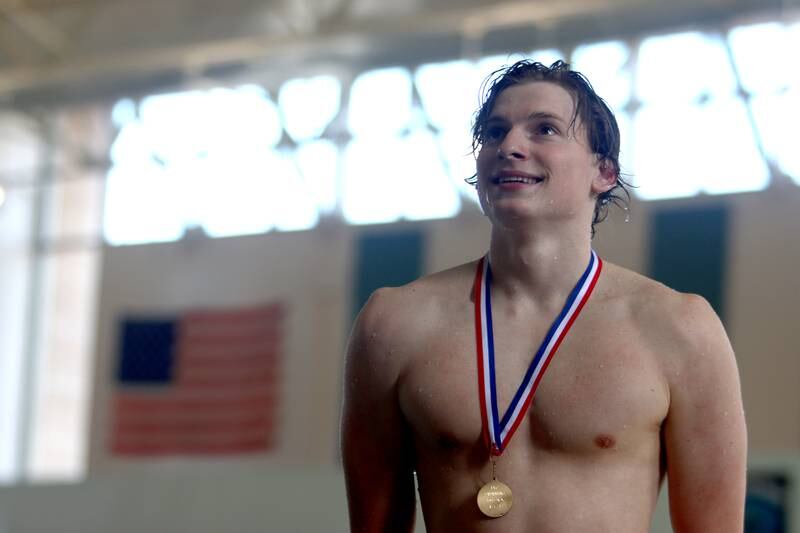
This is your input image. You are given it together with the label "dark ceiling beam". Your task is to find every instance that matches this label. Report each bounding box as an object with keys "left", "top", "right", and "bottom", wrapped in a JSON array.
[
  {"left": 0, "top": 0, "right": 659, "bottom": 95},
  {"left": 0, "top": 0, "right": 789, "bottom": 109},
  {"left": 0, "top": 2, "right": 69, "bottom": 57}
]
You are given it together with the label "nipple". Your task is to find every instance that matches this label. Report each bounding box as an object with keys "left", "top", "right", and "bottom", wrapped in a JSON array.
[{"left": 594, "top": 434, "right": 616, "bottom": 449}]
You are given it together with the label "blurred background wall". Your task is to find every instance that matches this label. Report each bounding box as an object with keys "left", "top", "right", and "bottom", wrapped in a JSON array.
[{"left": 0, "top": 0, "right": 799, "bottom": 531}]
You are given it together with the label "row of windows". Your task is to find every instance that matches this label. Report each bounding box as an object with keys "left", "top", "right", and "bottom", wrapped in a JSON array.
[{"left": 106, "top": 20, "right": 800, "bottom": 245}]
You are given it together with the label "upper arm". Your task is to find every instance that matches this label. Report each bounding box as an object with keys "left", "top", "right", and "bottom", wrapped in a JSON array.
[
  {"left": 340, "top": 290, "right": 416, "bottom": 533},
  {"left": 663, "top": 295, "right": 748, "bottom": 533}
]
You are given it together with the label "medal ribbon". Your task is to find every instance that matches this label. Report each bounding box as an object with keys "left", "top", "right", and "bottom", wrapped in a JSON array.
[{"left": 474, "top": 250, "right": 602, "bottom": 455}]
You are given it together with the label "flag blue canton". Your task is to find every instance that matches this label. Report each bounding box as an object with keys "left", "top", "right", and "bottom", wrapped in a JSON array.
[{"left": 117, "top": 319, "right": 176, "bottom": 384}]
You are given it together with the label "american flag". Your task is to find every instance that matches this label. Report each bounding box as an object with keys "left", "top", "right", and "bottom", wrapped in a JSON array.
[{"left": 110, "top": 303, "right": 283, "bottom": 456}]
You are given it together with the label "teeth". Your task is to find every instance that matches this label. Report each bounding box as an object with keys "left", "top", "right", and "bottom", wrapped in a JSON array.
[{"left": 498, "top": 176, "right": 538, "bottom": 184}]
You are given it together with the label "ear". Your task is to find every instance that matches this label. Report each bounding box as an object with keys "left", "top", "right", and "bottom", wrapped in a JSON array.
[{"left": 591, "top": 158, "right": 617, "bottom": 196}]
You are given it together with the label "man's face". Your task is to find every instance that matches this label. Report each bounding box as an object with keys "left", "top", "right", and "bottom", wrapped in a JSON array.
[{"left": 475, "top": 81, "right": 613, "bottom": 229}]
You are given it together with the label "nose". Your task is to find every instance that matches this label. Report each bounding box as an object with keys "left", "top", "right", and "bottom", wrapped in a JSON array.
[{"left": 496, "top": 128, "right": 528, "bottom": 160}]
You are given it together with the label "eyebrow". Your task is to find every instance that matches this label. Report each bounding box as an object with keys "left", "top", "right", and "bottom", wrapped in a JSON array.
[
  {"left": 527, "top": 111, "right": 565, "bottom": 123},
  {"left": 486, "top": 111, "right": 566, "bottom": 124}
]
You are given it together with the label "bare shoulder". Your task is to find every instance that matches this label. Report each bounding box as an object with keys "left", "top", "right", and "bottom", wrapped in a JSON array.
[
  {"left": 356, "top": 260, "right": 478, "bottom": 334},
  {"left": 599, "top": 261, "right": 735, "bottom": 376},
  {"left": 341, "top": 260, "right": 485, "bottom": 531},
  {"left": 600, "top": 268, "right": 748, "bottom": 533},
  {"left": 347, "top": 260, "right": 480, "bottom": 379}
]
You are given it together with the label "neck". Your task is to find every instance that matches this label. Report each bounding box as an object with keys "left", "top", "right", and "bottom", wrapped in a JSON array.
[{"left": 487, "top": 223, "right": 593, "bottom": 306}]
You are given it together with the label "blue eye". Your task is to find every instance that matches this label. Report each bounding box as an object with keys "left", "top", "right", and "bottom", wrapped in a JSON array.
[
  {"left": 484, "top": 126, "right": 506, "bottom": 142},
  {"left": 538, "top": 124, "right": 557, "bottom": 135}
]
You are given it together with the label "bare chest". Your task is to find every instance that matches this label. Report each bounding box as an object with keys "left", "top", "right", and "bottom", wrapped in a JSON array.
[{"left": 398, "top": 308, "right": 670, "bottom": 457}]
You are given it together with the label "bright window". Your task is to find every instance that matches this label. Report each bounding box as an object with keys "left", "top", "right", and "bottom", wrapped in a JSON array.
[
  {"left": 630, "top": 30, "right": 774, "bottom": 199},
  {"left": 279, "top": 75, "right": 341, "bottom": 142},
  {"left": 341, "top": 130, "right": 460, "bottom": 225},
  {"left": 634, "top": 103, "right": 701, "bottom": 199},
  {"left": 699, "top": 97, "right": 769, "bottom": 194},
  {"left": 111, "top": 98, "right": 137, "bottom": 128},
  {"left": 103, "top": 160, "right": 185, "bottom": 245},
  {"left": 751, "top": 89, "right": 800, "bottom": 184},
  {"left": 436, "top": 128, "right": 479, "bottom": 203},
  {"left": 342, "top": 136, "right": 406, "bottom": 224},
  {"left": 415, "top": 60, "right": 478, "bottom": 133},
  {"left": 1, "top": 108, "right": 103, "bottom": 484},
  {"left": 190, "top": 150, "right": 274, "bottom": 238},
  {"left": 0, "top": 184, "right": 33, "bottom": 483},
  {"left": 571, "top": 41, "right": 631, "bottom": 112},
  {"left": 400, "top": 130, "right": 460, "bottom": 221},
  {"left": 616, "top": 111, "right": 634, "bottom": 179},
  {"left": 633, "top": 97, "right": 767, "bottom": 199},
  {"left": 728, "top": 23, "right": 790, "bottom": 94},
  {"left": 0, "top": 112, "right": 41, "bottom": 180},
  {"left": 268, "top": 150, "right": 320, "bottom": 232},
  {"left": 294, "top": 140, "right": 340, "bottom": 215},
  {"left": 636, "top": 32, "right": 737, "bottom": 103},
  {"left": 729, "top": 21, "right": 800, "bottom": 184},
  {"left": 348, "top": 67, "right": 412, "bottom": 137},
  {"left": 106, "top": 86, "right": 306, "bottom": 244}
]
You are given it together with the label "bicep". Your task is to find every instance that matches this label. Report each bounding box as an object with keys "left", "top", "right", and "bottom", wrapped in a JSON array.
[
  {"left": 664, "top": 296, "right": 747, "bottom": 533},
  {"left": 340, "top": 294, "right": 416, "bottom": 533}
]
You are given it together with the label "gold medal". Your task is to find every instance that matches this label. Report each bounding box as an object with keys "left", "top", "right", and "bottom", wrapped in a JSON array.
[
  {"left": 477, "top": 457, "right": 512, "bottom": 518},
  {"left": 477, "top": 479, "right": 513, "bottom": 518}
]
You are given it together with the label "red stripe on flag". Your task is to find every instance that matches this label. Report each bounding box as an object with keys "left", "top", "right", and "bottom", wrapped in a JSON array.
[
  {"left": 177, "top": 343, "right": 279, "bottom": 367},
  {"left": 178, "top": 375, "right": 278, "bottom": 390},
  {"left": 112, "top": 435, "right": 275, "bottom": 456},
  {"left": 114, "top": 390, "right": 277, "bottom": 414},
  {"left": 113, "top": 414, "right": 274, "bottom": 435}
]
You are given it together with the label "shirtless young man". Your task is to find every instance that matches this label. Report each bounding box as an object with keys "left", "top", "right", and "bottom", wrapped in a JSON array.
[{"left": 340, "top": 60, "right": 747, "bottom": 532}]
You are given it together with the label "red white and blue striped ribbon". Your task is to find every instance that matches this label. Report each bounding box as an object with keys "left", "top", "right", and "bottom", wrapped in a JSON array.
[{"left": 474, "top": 250, "right": 602, "bottom": 455}]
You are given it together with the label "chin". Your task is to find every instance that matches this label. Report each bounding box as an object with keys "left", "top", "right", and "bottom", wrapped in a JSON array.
[
  {"left": 488, "top": 208, "right": 540, "bottom": 228},
  {"left": 487, "top": 198, "right": 544, "bottom": 218}
]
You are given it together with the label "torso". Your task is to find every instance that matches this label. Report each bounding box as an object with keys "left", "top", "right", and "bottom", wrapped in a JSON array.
[{"left": 384, "top": 259, "right": 675, "bottom": 532}]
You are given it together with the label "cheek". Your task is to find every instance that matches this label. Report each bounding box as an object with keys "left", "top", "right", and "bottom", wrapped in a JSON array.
[
  {"left": 475, "top": 150, "right": 494, "bottom": 192},
  {"left": 476, "top": 181, "right": 491, "bottom": 213},
  {"left": 553, "top": 152, "right": 597, "bottom": 182},
  {"left": 476, "top": 147, "right": 492, "bottom": 173}
]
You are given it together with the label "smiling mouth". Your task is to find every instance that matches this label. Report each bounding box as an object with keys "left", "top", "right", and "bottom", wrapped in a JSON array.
[{"left": 491, "top": 175, "right": 544, "bottom": 185}]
